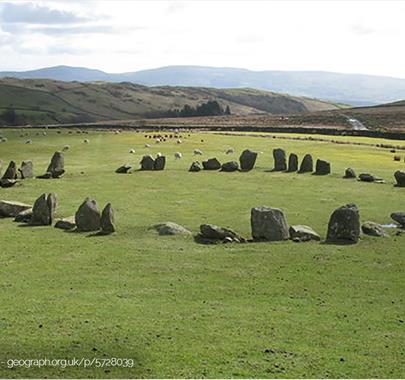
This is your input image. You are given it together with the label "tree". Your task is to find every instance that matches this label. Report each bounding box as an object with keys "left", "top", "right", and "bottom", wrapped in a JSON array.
[{"left": 1, "top": 108, "right": 17, "bottom": 125}]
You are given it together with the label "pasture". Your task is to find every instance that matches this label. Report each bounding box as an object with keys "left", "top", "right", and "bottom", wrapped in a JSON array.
[{"left": 0, "top": 128, "right": 404, "bottom": 378}]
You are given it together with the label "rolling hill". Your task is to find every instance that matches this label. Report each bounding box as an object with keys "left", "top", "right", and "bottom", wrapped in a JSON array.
[
  {"left": 2, "top": 65, "right": 405, "bottom": 106},
  {"left": 0, "top": 77, "right": 341, "bottom": 126}
]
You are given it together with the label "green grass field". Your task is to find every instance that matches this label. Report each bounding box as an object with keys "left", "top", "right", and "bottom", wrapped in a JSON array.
[{"left": 0, "top": 129, "right": 404, "bottom": 378}]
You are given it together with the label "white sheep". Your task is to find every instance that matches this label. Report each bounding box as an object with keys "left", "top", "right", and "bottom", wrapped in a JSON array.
[
  {"left": 194, "top": 149, "right": 203, "bottom": 155},
  {"left": 155, "top": 138, "right": 161, "bottom": 143},
  {"left": 84, "top": 139, "right": 90, "bottom": 144},
  {"left": 226, "top": 148, "right": 234, "bottom": 154},
  {"left": 177, "top": 139, "right": 182, "bottom": 144},
  {"left": 174, "top": 152, "right": 182, "bottom": 159},
  {"left": 129, "top": 149, "right": 135, "bottom": 154},
  {"left": 145, "top": 143, "right": 151, "bottom": 148},
  {"left": 25, "top": 139, "right": 32, "bottom": 144},
  {"left": 156, "top": 152, "right": 163, "bottom": 157}
]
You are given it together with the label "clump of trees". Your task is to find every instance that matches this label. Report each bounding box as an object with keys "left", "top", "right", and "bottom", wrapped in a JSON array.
[
  {"left": 0, "top": 108, "right": 17, "bottom": 125},
  {"left": 168, "top": 100, "right": 231, "bottom": 118}
]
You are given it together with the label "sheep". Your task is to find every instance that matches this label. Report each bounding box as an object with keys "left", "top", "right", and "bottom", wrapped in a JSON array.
[
  {"left": 177, "top": 139, "right": 182, "bottom": 144},
  {"left": 42, "top": 131, "right": 47, "bottom": 136},
  {"left": 226, "top": 148, "right": 234, "bottom": 155},
  {"left": 129, "top": 149, "right": 135, "bottom": 154},
  {"left": 25, "top": 139, "right": 32, "bottom": 144},
  {"left": 155, "top": 138, "right": 161, "bottom": 143},
  {"left": 156, "top": 152, "right": 163, "bottom": 157},
  {"left": 145, "top": 143, "right": 151, "bottom": 148},
  {"left": 174, "top": 152, "right": 183, "bottom": 159},
  {"left": 194, "top": 149, "right": 203, "bottom": 155},
  {"left": 84, "top": 139, "right": 90, "bottom": 144},
  {"left": 62, "top": 145, "right": 70, "bottom": 151}
]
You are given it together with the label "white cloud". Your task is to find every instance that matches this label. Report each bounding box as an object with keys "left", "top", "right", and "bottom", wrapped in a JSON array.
[{"left": 0, "top": 0, "right": 405, "bottom": 78}]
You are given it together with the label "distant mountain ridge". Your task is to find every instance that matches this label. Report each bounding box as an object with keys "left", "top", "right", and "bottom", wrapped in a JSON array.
[{"left": 2, "top": 65, "right": 405, "bottom": 106}]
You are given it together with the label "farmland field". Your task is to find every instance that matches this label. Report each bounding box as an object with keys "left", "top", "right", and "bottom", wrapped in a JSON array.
[{"left": 0, "top": 128, "right": 404, "bottom": 378}]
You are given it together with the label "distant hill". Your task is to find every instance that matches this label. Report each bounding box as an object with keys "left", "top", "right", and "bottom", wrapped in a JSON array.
[
  {"left": 2, "top": 65, "right": 405, "bottom": 106},
  {"left": 0, "top": 77, "right": 340, "bottom": 126}
]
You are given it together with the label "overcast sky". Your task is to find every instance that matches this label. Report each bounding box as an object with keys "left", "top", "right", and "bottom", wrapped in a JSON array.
[{"left": 0, "top": 0, "right": 404, "bottom": 77}]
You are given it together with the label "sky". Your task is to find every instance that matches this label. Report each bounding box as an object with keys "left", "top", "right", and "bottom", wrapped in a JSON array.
[{"left": 0, "top": 0, "right": 405, "bottom": 78}]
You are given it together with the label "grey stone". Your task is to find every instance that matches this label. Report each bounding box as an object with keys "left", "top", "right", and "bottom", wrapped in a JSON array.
[
  {"left": 326, "top": 204, "right": 360, "bottom": 244},
  {"left": 273, "top": 148, "right": 287, "bottom": 171},
  {"left": 314, "top": 159, "right": 331, "bottom": 175},
  {"left": 154, "top": 156, "right": 166, "bottom": 171},
  {"left": 0, "top": 200, "right": 32, "bottom": 217},
  {"left": 153, "top": 222, "right": 191, "bottom": 235},
  {"left": 202, "top": 158, "right": 221, "bottom": 170},
  {"left": 46, "top": 151, "right": 65, "bottom": 178},
  {"left": 100, "top": 203, "right": 115, "bottom": 234},
  {"left": 287, "top": 153, "right": 298, "bottom": 172},
  {"left": 30, "top": 193, "right": 57, "bottom": 225},
  {"left": 14, "top": 208, "right": 32, "bottom": 223},
  {"left": 19, "top": 160, "right": 34, "bottom": 179},
  {"left": 199, "top": 224, "right": 245, "bottom": 242},
  {"left": 394, "top": 170, "right": 405, "bottom": 187},
  {"left": 1, "top": 161, "right": 17, "bottom": 180},
  {"left": 391, "top": 212, "right": 405, "bottom": 227},
  {"left": 239, "top": 149, "right": 257, "bottom": 171},
  {"left": 251, "top": 206, "right": 290, "bottom": 241},
  {"left": 0, "top": 179, "right": 18, "bottom": 188},
  {"left": 221, "top": 161, "right": 239, "bottom": 172},
  {"left": 54, "top": 216, "right": 76, "bottom": 230},
  {"left": 344, "top": 168, "right": 356, "bottom": 179},
  {"left": 140, "top": 155, "right": 155, "bottom": 170},
  {"left": 189, "top": 161, "right": 202, "bottom": 172},
  {"left": 115, "top": 164, "right": 132, "bottom": 174},
  {"left": 75, "top": 198, "right": 101, "bottom": 232},
  {"left": 361, "top": 222, "right": 389, "bottom": 237},
  {"left": 298, "top": 154, "right": 313, "bottom": 173},
  {"left": 358, "top": 173, "right": 383, "bottom": 183},
  {"left": 289, "top": 225, "right": 321, "bottom": 241}
]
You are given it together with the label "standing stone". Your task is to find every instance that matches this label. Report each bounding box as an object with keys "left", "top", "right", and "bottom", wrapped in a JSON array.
[
  {"left": 298, "top": 154, "right": 313, "bottom": 173},
  {"left": 344, "top": 168, "right": 356, "bottom": 179},
  {"left": 75, "top": 198, "right": 101, "bottom": 232},
  {"left": 394, "top": 170, "right": 405, "bottom": 187},
  {"left": 239, "top": 149, "right": 258, "bottom": 171},
  {"left": 251, "top": 206, "right": 290, "bottom": 241},
  {"left": 326, "top": 204, "right": 360, "bottom": 244},
  {"left": 46, "top": 151, "right": 65, "bottom": 178},
  {"left": 314, "top": 159, "right": 331, "bottom": 175},
  {"left": 287, "top": 153, "right": 298, "bottom": 172},
  {"left": 221, "top": 161, "right": 239, "bottom": 172},
  {"left": 1, "top": 161, "right": 17, "bottom": 180},
  {"left": 189, "top": 161, "right": 202, "bottom": 172},
  {"left": 19, "top": 160, "right": 34, "bottom": 179},
  {"left": 100, "top": 203, "right": 115, "bottom": 234},
  {"left": 202, "top": 158, "right": 221, "bottom": 170},
  {"left": 273, "top": 148, "right": 287, "bottom": 171},
  {"left": 140, "top": 155, "right": 155, "bottom": 170},
  {"left": 154, "top": 155, "right": 166, "bottom": 171},
  {"left": 30, "top": 193, "right": 57, "bottom": 225}
]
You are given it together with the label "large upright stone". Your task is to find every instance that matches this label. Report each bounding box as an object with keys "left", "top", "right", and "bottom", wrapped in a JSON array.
[
  {"left": 273, "top": 148, "right": 287, "bottom": 171},
  {"left": 30, "top": 193, "right": 57, "bottom": 225},
  {"left": 298, "top": 154, "right": 313, "bottom": 173},
  {"left": 287, "top": 153, "right": 298, "bottom": 172},
  {"left": 100, "top": 203, "right": 115, "bottom": 234},
  {"left": 326, "top": 204, "right": 360, "bottom": 244},
  {"left": 75, "top": 198, "right": 101, "bottom": 232},
  {"left": 19, "top": 160, "right": 34, "bottom": 179},
  {"left": 46, "top": 151, "right": 65, "bottom": 178},
  {"left": 394, "top": 170, "right": 405, "bottom": 187},
  {"left": 314, "top": 159, "right": 331, "bottom": 175},
  {"left": 239, "top": 149, "right": 258, "bottom": 171},
  {"left": 251, "top": 206, "right": 290, "bottom": 241},
  {"left": 140, "top": 155, "right": 155, "bottom": 171},
  {"left": 1, "top": 161, "right": 17, "bottom": 180},
  {"left": 154, "top": 156, "right": 166, "bottom": 171},
  {"left": 202, "top": 158, "right": 221, "bottom": 170}
]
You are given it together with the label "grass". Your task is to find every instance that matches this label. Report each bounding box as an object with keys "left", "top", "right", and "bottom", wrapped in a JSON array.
[{"left": 0, "top": 129, "right": 404, "bottom": 378}]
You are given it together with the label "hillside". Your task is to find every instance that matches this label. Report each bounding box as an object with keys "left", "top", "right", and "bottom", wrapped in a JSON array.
[
  {"left": 0, "top": 77, "right": 341, "bottom": 126},
  {"left": 3, "top": 65, "right": 405, "bottom": 105}
]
